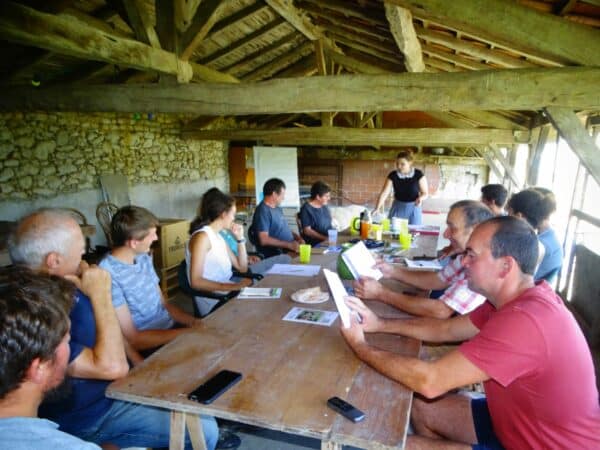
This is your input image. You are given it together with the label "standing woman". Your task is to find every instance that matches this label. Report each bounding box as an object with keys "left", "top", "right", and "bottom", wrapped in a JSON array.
[
  {"left": 186, "top": 188, "right": 252, "bottom": 316},
  {"left": 374, "top": 150, "right": 428, "bottom": 224}
]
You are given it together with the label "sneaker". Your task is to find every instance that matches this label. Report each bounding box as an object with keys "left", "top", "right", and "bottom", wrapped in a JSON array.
[{"left": 216, "top": 430, "right": 241, "bottom": 449}]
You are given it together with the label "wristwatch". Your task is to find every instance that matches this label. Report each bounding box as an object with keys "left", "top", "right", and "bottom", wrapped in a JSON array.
[{"left": 236, "top": 238, "right": 246, "bottom": 244}]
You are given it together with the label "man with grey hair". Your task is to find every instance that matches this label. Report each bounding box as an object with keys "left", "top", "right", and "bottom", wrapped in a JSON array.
[
  {"left": 354, "top": 200, "right": 493, "bottom": 318},
  {"left": 8, "top": 208, "right": 220, "bottom": 450}
]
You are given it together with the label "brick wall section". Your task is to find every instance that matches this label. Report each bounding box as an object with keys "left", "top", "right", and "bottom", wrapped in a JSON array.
[{"left": 340, "top": 160, "right": 441, "bottom": 208}]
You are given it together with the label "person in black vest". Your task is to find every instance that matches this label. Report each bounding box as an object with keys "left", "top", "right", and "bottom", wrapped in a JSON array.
[{"left": 373, "top": 150, "right": 429, "bottom": 225}]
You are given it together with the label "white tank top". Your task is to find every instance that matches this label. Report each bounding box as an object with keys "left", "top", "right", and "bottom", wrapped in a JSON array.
[{"left": 186, "top": 225, "right": 233, "bottom": 283}]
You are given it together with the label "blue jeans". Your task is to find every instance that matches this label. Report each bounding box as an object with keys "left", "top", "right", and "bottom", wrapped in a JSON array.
[
  {"left": 471, "top": 398, "right": 504, "bottom": 450},
  {"left": 76, "top": 399, "right": 218, "bottom": 450}
]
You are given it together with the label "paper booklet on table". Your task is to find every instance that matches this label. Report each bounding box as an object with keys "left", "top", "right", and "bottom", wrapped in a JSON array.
[
  {"left": 237, "top": 287, "right": 282, "bottom": 299},
  {"left": 323, "top": 269, "right": 352, "bottom": 328},
  {"left": 341, "top": 241, "right": 383, "bottom": 280}
]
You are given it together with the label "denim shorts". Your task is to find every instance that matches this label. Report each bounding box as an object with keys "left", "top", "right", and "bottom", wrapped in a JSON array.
[{"left": 472, "top": 398, "right": 505, "bottom": 450}]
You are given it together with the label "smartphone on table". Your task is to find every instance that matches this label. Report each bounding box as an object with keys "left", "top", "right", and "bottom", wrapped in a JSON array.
[{"left": 188, "top": 370, "right": 243, "bottom": 404}]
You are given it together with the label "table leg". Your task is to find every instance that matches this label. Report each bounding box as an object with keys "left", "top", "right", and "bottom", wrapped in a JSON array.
[
  {"left": 185, "top": 413, "right": 208, "bottom": 450},
  {"left": 170, "top": 411, "right": 186, "bottom": 450},
  {"left": 321, "top": 441, "right": 342, "bottom": 450}
]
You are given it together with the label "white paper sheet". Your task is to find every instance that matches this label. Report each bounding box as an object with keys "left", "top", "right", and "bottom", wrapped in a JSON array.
[
  {"left": 237, "top": 287, "right": 282, "bottom": 299},
  {"left": 323, "top": 269, "right": 352, "bottom": 328},
  {"left": 265, "top": 264, "right": 321, "bottom": 277}
]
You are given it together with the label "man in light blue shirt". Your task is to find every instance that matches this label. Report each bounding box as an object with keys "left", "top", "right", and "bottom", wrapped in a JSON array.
[{"left": 0, "top": 270, "right": 100, "bottom": 450}]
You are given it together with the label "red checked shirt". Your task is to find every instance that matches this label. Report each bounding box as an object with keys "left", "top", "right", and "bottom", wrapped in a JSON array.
[{"left": 436, "top": 254, "right": 485, "bottom": 314}]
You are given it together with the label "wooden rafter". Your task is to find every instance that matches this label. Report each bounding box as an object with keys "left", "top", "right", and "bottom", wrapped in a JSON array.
[
  {"left": 415, "top": 25, "right": 537, "bottom": 68},
  {"left": 121, "top": 0, "right": 161, "bottom": 48},
  {"left": 325, "top": 48, "right": 395, "bottom": 74},
  {"left": 181, "top": 0, "right": 231, "bottom": 60},
  {"left": 198, "top": 17, "right": 287, "bottom": 65},
  {"left": 421, "top": 43, "right": 493, "bottom": 71},
  {"left": 0, "top": 1, "right": 193, "bottom": 82},
  {"left": 272, "top": 54, "right": 317, "bottom": 78},
  {"left": 182, "top": 127, "right": 530, "bottom": 146},
  {"left": 384, "top": 3, "right": 425, "bottom": 72},
  {"left": 221, "top": 32, "right": 301, "bottom": 74},
  {"left": 2, "top": 67, "right": 597, "bottom": 114},
  {"left": 545, "top": 107, "right": 600, "bottom": 187},
  {"left": 242, "top": 41, "right": 312, "bottom": 81},
  {"left": 387, "top": 0, "right": 600, "bottom": 66},
  {"left": 211, "top": 2, "right": 270, "bottom": 35},
  {"left": 174, "top": 0, "right": 201, "bottom": 32}
]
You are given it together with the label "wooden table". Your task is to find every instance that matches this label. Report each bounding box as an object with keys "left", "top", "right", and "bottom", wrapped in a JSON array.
[{"left": 107, "top": 253, "right": 420, "bottom": 450}]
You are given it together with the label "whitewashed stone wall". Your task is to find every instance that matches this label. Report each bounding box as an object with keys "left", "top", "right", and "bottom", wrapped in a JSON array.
[{"left": 0, "top": 112, "right": 229, "bottom": 247}]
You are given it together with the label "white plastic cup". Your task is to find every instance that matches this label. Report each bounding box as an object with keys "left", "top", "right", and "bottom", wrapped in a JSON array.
[{"left": 327, "top": 229, "right": 338, "bottom": 246}]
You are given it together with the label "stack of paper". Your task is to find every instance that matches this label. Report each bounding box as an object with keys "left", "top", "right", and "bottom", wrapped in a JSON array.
[
  {"left": 237, "top": 287, "right": 282, "bottom": 299},
  {"left": 265, "top": 264, "right": 321, "bottom": 277},
  {"left": 341, "top": 241, "right": 383, "bottom": 280}
]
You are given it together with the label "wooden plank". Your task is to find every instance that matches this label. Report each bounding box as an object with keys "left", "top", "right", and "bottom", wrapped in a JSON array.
[
  {"left": 384, "top": 3, "right": 425, "bottom": 72},
  {"left": 545, "top": 107, "right": 600, "bottom": 187},
  {"left": 170, "top": 411, "right": 186, "bottom": 450},
  {"left": 415, "top": 25, "right": 536, "bottom": 69},
  {"left": 241, "top": 41, "right": 313, "bottom": 82},
  {"left": 174, "top": 0, "right": 202, "bottom": 32},
  {"left": 421, "top": 43, "right": 493, "bottom": 71},
  {"left": 181, "top": 0, "right": 231, "bottom": 60},
  {"left": 211, "top": 2, "right": 270, "bottom": 35},
  {"left": 2, "top": 67, "right": 598, "bottom": 114},
  {"left": 0, "top": 1, "right": 193, "bottom": 82},
  {"left": 186, "top": 413, "right": 208, "bottom": 450},
  {"left": 387, "top": 0, "right": 600, "bottom": 66},
  {"left": 454, "top": 110, "right": 527, "bottom": 130},
  {"left": 527, "top": 125, "right": 549, "bottom": 185},
  {"left": 198, "top": 17, "right": 287, "bottom": 65},
  {"left": 479, "top": 148, "right": 504, "bottom": 180},
  {"left": 183, "top": 127, "right": 529, "bottom": 146},
  {"left": 325, "top": 48, "right": 395, "bottom": 74},
  {"left": 488, "top": 145, "right": 522, "bottom": 188},
  {"left": 122, "top": 0, "right": 161, "bottom": 48},
  {"left": 314, "top": 39, "right": 333, "bottom": 127}
]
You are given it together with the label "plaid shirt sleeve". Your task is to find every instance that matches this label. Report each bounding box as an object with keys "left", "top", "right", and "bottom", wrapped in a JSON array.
[{"left": 437, "top": 254, "right": 486, "bottom": 314}]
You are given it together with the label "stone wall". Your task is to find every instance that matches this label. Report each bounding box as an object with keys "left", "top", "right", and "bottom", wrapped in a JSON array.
[{"left": 0, "top": 112, "right": 229, "bottom": 247}]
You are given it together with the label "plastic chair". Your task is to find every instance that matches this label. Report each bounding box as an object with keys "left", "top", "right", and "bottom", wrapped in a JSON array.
[{"left": 177, "top": 260, "right": 263, "bottom": 317}]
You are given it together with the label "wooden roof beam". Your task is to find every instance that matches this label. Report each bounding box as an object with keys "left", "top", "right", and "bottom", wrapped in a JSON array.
[
  {"left": 324, "top": 47, "right": 396, "bottom": 74},
  {"left": 121, "top": 0, "right": 161, "bottom": 48},
  {"left": 2, "top": 67, "right": 597, "bottom": 114},
  {"left": 182, "top": 127, "right": 530, "bottom": 146},
  {"left": 181, "top": 0, "right": 231, "bottom": 60},
  {"left": 210, "top": 2, "right": 270, "bottom": 35},
  {"left": 421, "top": 43, "right": 493, "bottom": 71},
  {"left": 198, "top": 17, "right": 287, "bottom": 65},
  {"left": 415, "top": 25, "right": 537, "bottom": 68},
  {"left": 221, "top": 32, "right": 300, "bottom": 74},
  {"left": 0, "top": 1, "right": 193, "bottom": 82},
  {"left": 387, "top": 0, "right": 600, "bottom": 66},
  {"left": 545, "top": 107, "right": 600, "bottom": 187},
  {"left": 384, "top": 3, "right": 425, "bottom": 72},
  {"left": 328, "top": 32, "right": 402, "bottom": 65},
  {"left": 299, "top": 0, "right": 386, "bottom": 24},
  {"left": 242, "top": 41, "right": 313, "bottom": 81}
]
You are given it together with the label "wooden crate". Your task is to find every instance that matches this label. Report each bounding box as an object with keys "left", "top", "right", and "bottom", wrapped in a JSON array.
[{"left": 158, "top": 264, "right": 180, "bottom": 302}]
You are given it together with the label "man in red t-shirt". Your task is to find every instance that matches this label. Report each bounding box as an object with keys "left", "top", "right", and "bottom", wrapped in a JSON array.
[{"left": 340, "top": 216, "right": 600, "bottom": 449}]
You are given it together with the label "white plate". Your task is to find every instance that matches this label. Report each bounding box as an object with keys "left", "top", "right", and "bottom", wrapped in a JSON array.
[{"left": 290, "top": 289, "right": 330, "bottom": 304}]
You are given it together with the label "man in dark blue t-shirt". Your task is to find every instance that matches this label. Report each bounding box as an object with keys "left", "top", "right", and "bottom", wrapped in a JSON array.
[
  {"left": 251, "top": 178, "right": 304, "bottom": 257},
  {"left": 8, "top": 209, "right": 223, "bottom": 450}
]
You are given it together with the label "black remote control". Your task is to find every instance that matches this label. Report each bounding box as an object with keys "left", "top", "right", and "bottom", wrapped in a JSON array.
[{"left": 327, "top": 396, "right": 365, "bottom": 423}]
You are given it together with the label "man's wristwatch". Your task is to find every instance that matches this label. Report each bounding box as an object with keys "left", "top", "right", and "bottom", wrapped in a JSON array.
[{"left": 236, "top": 238, "right": 246, "bottom": 244}]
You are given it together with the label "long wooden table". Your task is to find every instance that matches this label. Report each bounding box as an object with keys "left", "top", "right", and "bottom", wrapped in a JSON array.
[{"left": 107, "top": 252, "right": 421, "bottom": 450}]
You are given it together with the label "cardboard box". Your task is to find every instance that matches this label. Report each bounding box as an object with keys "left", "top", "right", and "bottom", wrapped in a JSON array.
[{"left": 152, "top": 219, "right": 190, "bottom": 270}]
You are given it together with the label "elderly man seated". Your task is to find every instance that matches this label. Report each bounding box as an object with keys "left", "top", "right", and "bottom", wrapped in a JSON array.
[
  {"left": 354, "top": 200, "right": 493, "bottom": 318},
  {"left": 341, "top": 216, "right": 600, "bottom": 449}
]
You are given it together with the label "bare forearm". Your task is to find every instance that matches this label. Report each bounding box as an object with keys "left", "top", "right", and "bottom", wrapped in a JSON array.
[
  {"left": 381, "top": 290, "right": 453, "bottom": 319},
  {"left": 164, "top": 302, "right": 196, "bottom": 327},
  {"left": 259, "top": 235, "right": 295, "bottom": 250},
  {"left": 391, "top": 268, "right": 446, "bottom": 290},
  {"left": 303, "top": 227, "right": 326, "bottom": 242},
  {"left": 88, "top": 293, "right": 128, "bottom": 367},
  {"left": 129, "top": 328, "right": 188, "bottom": 350},
  {"left": 378, "top": 316, "right": 455, "bottom": 342},
  {"left": 350, "top": 341, "right": 435, "bottom": 396},
  {"left": 191, "top": 277, "right": 245, "bottom": 292}
]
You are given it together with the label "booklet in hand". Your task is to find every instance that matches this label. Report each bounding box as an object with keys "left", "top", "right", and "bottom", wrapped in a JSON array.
[
  {"left": 323, "top": 269, "right": 352, "bottom": 328},
  {"left": 341, "top": 241, "right": 383, "bottom": 281}
]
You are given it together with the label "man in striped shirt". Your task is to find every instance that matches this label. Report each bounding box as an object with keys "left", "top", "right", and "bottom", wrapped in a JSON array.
[{"left": 354, "top": 200, "right": 493, "bottom": 318}]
